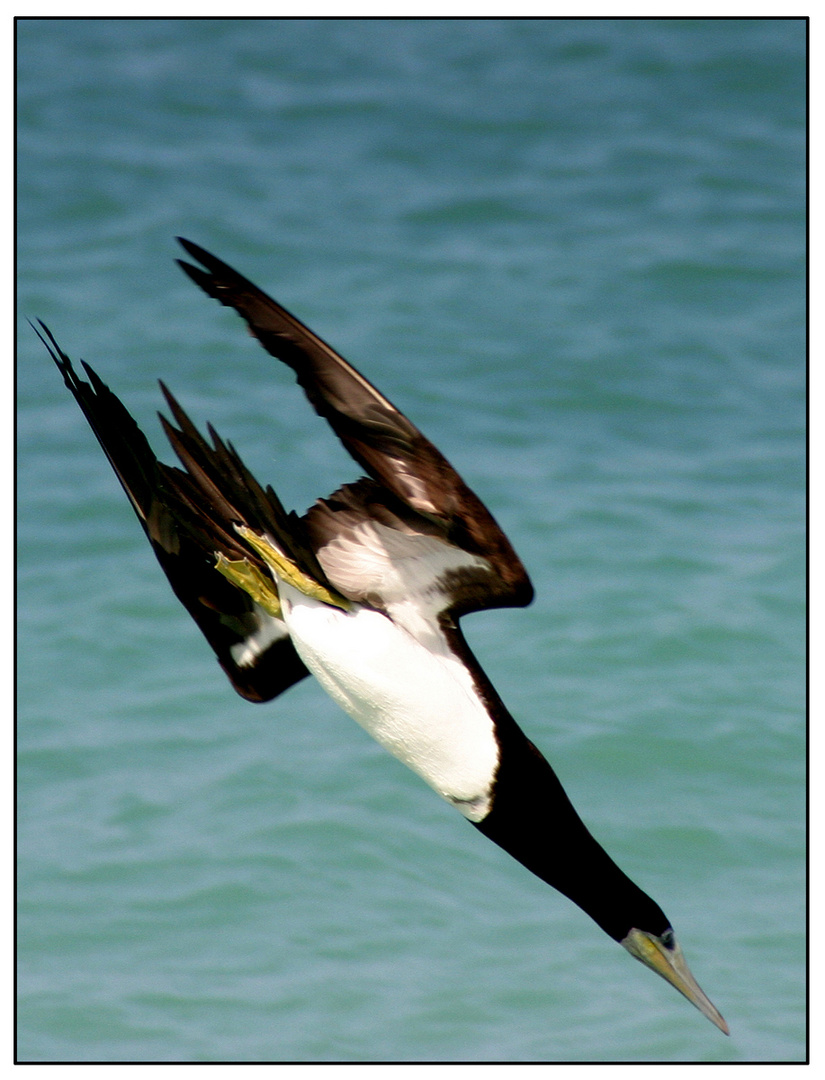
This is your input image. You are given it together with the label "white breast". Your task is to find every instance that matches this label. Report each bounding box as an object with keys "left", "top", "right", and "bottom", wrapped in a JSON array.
[{"left": 277, "top": 580, "right": 499, "bottom": 822}]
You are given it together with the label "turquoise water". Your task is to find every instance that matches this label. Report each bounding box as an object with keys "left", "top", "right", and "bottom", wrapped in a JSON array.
[{"left": 17, "top": 18, "right": 805, "bottom": 1063}]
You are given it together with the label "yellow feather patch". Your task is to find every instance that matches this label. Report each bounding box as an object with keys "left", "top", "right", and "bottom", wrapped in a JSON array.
[
  {"left": 234, "top": 525, "right": 351, "bottom": 611},
  {"left": 214, "top": 553, "right": 283, "bottom": 618}
]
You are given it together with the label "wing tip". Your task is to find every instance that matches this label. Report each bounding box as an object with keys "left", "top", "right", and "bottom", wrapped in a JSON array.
[{"left": 176, "top": 235, "right": 204, "bottom": 261}]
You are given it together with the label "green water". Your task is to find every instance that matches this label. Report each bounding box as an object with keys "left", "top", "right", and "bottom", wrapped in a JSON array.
[{"left": 17, "top": 18, "right": 806, "bottom": 1062}]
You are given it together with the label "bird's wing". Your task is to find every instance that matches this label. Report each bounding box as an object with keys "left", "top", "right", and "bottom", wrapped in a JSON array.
[
  {"left": 35, "top": 321, "right": 309, "bottom": 702},
  {"left": 176, "top": 238, "right": 534, "bottom": 617}
]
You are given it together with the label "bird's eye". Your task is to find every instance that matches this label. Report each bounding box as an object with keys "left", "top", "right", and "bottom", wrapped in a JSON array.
[{"left": 661, "top": 928, "right": 675, "bottom": 949}]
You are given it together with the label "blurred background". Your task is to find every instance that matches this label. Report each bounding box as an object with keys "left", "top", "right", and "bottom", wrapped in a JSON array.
[{"left": 17, "top": 18, "right": 806, "bottom": 1063}]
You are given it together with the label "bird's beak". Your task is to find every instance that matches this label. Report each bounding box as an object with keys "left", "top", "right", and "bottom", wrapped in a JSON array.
[{"left": 621, "top": 927, "right": 729, "bottom": 1035}]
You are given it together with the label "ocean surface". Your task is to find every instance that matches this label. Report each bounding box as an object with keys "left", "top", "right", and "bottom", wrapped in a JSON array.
[{"left": 16, "top": 18, "right": 806, "bottom": 1064}]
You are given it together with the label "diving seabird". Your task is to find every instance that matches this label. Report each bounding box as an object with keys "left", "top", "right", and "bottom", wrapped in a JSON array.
[{"left": 35, "top": 238, "right": 728, "bottom": 1034}]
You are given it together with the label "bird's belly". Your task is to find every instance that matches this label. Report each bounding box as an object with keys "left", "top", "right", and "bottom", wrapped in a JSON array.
[{"left": 278, "top": 583, "right": 499, "bottom": 822}]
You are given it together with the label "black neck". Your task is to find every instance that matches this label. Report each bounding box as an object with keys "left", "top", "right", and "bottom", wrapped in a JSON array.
[
  {"left": 474, "top": 719, "right": 670, "bottom": 942},
  {"left": 440, "top": 620, "right": 670, "bottom": 942}
]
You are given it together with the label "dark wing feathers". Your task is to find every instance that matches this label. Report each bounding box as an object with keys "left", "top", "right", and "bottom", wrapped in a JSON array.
[
  {"left": 33, "top": 321, "right": 309, "bottom": 703},
  {"left": 158, "top": 383, "right": 336, "bottom": 594},
  {"left": 175, "top": 238, "right": 533, "bottom": 610},
  {"left": 175, "top": 239, "right": 430, "bottom": 512},
  {"left": 39, "top": 238, "right": 532, "bottom": 704}
]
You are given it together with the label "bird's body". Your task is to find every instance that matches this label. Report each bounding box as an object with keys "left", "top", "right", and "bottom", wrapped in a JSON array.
[
  {"left": 35, "top": 238, "right": 728, "bottom": 1035},
  {"left": 278, "top": 580, "right": 498, "bottom": 821}
]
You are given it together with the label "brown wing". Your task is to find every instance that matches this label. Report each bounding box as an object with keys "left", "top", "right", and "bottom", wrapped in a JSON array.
[
  {"left": 35, "top": 321, "right": 309, "bottom": 703},
  {"left": 176, "top": 238, "right": 533, "bottom": 614}
]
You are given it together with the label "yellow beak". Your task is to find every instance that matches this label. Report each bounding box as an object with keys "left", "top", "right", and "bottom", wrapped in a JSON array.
[{"left": 621, "top": 927, "right": 729, "bottom": 1035}]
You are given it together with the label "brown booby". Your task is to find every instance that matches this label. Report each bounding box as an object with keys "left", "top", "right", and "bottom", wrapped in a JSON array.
[{"left": 34, "top": 238, "right": 728, "bottom": 1034}]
